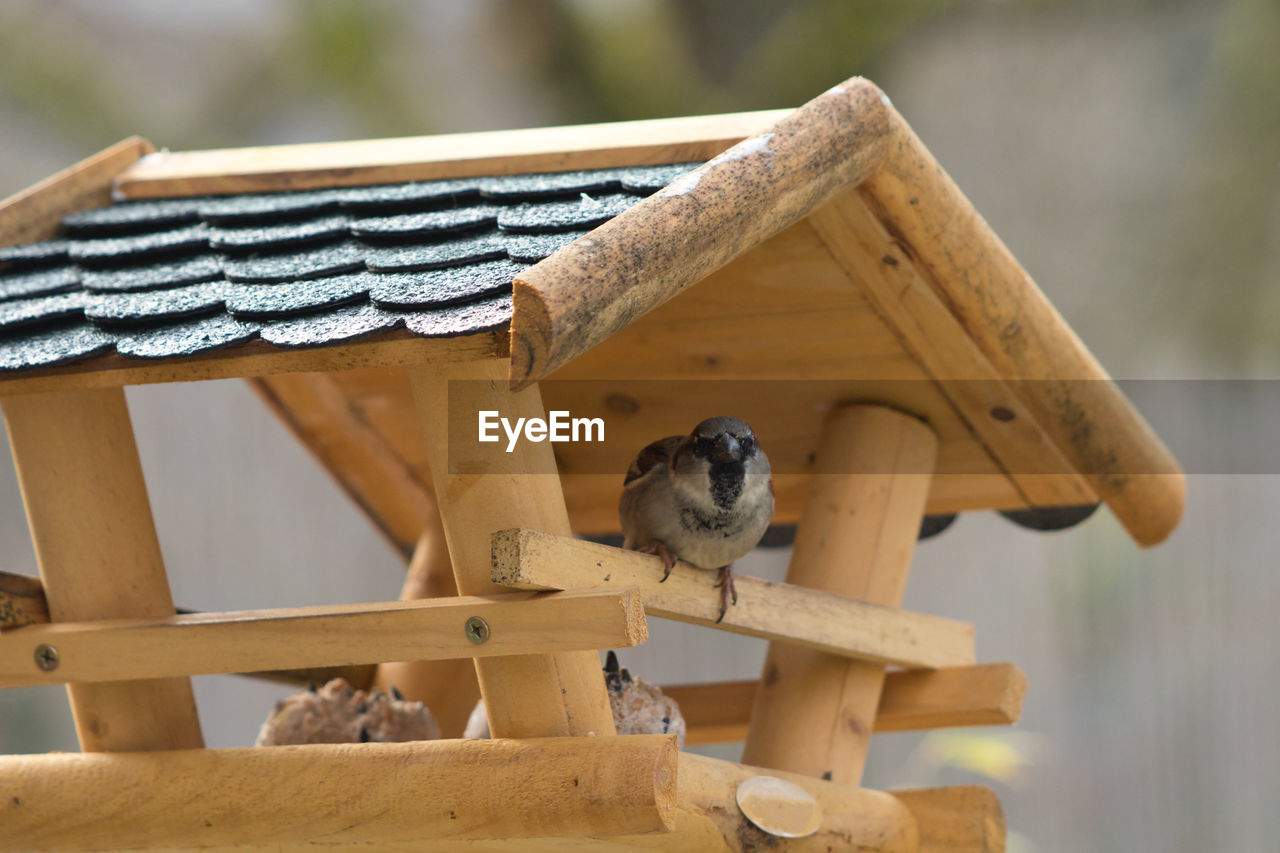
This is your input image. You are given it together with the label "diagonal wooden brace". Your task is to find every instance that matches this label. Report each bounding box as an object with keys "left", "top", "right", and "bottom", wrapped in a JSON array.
[{"left": 742, "top": 405, "right": 938, "bottom": 783}]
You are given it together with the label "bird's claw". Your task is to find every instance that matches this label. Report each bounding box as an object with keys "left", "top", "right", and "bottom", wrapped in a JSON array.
[
  {"left": 713, "top": 564, "right": 738, "bottom": 623},
  {"left": 637, "top": 540, "right": 678, "bottom": 582}
]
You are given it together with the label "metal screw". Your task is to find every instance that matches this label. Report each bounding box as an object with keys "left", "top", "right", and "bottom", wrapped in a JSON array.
[
  {"left": 34, "top": 644, "right": 59, "bottom": 672},
  {"left": 464, "top": 616, "right": 490, "bottom": 644}
]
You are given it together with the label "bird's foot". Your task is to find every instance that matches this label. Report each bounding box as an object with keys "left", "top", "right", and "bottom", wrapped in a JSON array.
[
  {"left": 713, "top": 563, "right": 738, "bottom": 624},
  {"left": 636, "top": 540, "right": 678, "bottom": 581}
]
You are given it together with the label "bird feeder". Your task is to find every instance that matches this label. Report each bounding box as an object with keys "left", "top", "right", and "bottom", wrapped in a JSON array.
[{"left": 0, "top": 76, "right": 1183, "bottom": 851}]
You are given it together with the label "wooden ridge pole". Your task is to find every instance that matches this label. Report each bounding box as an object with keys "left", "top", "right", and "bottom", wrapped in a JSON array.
[
  {"left": 742, "top": 405, "right": 938, "bottom": 783},
  {"left": 2, "top": 388, "right": 202, "bottom": 751},
  {"left": 409, "top": 357, "right": 615, "bottom": 738},
  {"left": 509, "top": 75, "right": 891, "bottom": 389}
]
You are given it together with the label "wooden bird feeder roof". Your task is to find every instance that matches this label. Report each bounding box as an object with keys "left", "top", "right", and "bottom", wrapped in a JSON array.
[{"left": 0, "top": 77, "right": 1184, "bottom": 548}]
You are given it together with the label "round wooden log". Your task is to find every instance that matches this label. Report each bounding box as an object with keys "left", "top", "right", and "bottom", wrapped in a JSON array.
[
  {"left": 0, "top": 735, "right": 677, "bottom": 849},
  {"left": 858, "top": 103, "right": 1184, "bottom": 546},
  {"left": 510, "top": 75, "right": 892, "bottom": 389},
  {"left": 742, "top": 406, "right": 938, "bottom": 783},
  {"left": 410, "top": 358, "right": 616, "bottom": 739},
  {"left": 2, "top": 387, "right": 202, "bottom": 752}
]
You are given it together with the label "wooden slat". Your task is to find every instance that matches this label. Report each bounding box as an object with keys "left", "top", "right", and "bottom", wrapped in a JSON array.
[
  {"left": 859, "top": 102, "right": 1184, "bottom": 546},
  {"left": 808, "top": 192, "right": 1098, "bottom": 509},
  {"left": 0, "top": 136, "right": 152, "bottom": 248},
  {"left": 0, "top": 329, "right": 504, "bottom": 398},
  {"left": 411, "top": 357, "right": 616, "bottom": 739},
  {"left": 743, "top": 406, "right": 938, "bottom": 783},
  {"left": 510, "top": 76, "right": 891, "bottom": 388},
  {"left": 492, "top": 529, "right": 973, "bottom": 670},
  {"left": 893, "top": 786, "right": 1006, "bottom": 853},
  {"left": 114, "top": 110, "right": 790, "bottom": 199},
  {"left": 666, "top": 664, "right": 1027, "bottom": 745},
  {"left": 248, "top": 372, "right": 436, "bottom": 560},
  {"left": 0, "top": 735, "right": 678, "bottom": 849},
  {"left": 2, "top": 387, "right": 203, "bottom": 752},
  {"left": 0, "top": 588, "right": 645, "bottom": 687}
]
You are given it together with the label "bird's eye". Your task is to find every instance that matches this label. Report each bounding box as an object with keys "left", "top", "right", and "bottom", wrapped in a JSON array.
[{"left": 739, "top": 435, "right": 754, "bottom": 452}]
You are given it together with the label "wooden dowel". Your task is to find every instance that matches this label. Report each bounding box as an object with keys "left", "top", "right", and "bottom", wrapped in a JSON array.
[
  {"left": 0, "top": 587, "right": 645, "bottom": 687},
  {"left": 410, "top": 357, "right": 616, "bottom": 738},
  {"left": 2, "top": 387, "right": 202, "bottom": 751},
  {"left": 667, "top": 664, "right": 1027, "bottom": 745},
  {"left": 373, "top": 527, "right": 483, "bottom": 738},
  {"left": 859, "top": 103, "right": 1184, "bottom": 546},
  {"left": 892, "top": 786, "right": 1006, "bottom": 853},
  {"left": 113, "top": 109, "right": 789, "bottom": 199},
  {"left": 492, "top": 528, "right": 973, "bottom": 670},
  {"left": 0, "top": 735, "right": 678, "bottom": 849},
  {"left": 509, "top": 75, "right": 892, "bottom": 388},
  {"left": 742, "top": 406, "right": 938, "bottom": 783}
]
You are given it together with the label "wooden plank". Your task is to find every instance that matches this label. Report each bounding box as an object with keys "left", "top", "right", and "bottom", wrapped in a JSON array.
[
  {"left": 373, "top": 527, "right": 484, "bottom": 738},
  {"left": 113, "top": 110, "right": 790, "bottom": 199},
  {"left": 807, "top": 192, "right": 1098, "bottom": 509},
  {"left": 0, "top": 329, "right": 504, "bottom": 398},
  {"left": 0, "top": 571, "right": 47, "bottom": 629},
  {"left": 667, "top": 664, "right": 1027, "bottom": 745},
  {"left": 410, "top": 357, "right": 616, "bottom": 738},
  {"left": 893, "top": 786, "right": 1006, "bottom": 853},
  {"left": 742, "top": 406, "right": 938, "bottom": 783},
  {"left": 0, "top": 587, "right": 645, "bottom": 687},
  {"left": 492, "top": 529, "right": 973, "bottom": 670},
  {"left": 2, "top": 387, "right": 202, "bottom": 751},
  {"left": 859, "top": 103, "right": 1184, "bottom": 546},
  {"left": 248, "top": 371, "right": 436, "bottom": 560},
  {"left": 510, "top": 77, "right": 891, "bottom": 388},
  {"left": 0, "top": 735, "right": 678, "bottom": 849},
  {"left": 0, "top": 136, "right": 153, "bottom": 248}
]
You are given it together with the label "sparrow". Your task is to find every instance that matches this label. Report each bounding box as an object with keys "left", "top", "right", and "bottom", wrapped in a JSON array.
[{"left": 618, "top": 416, "right": 773, "bottom": 622}]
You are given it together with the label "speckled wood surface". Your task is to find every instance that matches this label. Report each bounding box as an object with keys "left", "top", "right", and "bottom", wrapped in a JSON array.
[{"left": 0, "top": 162, "right": 702, "bottom": 372}]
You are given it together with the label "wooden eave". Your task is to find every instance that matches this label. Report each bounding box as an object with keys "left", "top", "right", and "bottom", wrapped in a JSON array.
[{"left": 0, "top": 78, "right": 1184, "bottom": 548}]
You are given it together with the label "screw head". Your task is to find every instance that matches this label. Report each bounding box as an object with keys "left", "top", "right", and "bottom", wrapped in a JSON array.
[
  {"left": 464, "top": 616, "right": 490, "bottom": 645},
  {"left": 33, "top": 644, "right": 59, "bottom": 672}
]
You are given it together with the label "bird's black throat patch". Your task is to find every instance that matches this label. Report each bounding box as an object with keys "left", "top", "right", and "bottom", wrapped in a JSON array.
[{"left": 708, "top": 462, "right": 745, "bottom": 511}]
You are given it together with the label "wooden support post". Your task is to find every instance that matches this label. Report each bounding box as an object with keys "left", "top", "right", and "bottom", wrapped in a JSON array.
[
  {"left": 372, "top": 526, "right": 482, "bottom": 737},
  {"left": 409, "top": 358, "right": 615, "bottom": 738},
  {"left": 0, "top": 735, "right": 678, "bottom": 849},
  {"left": 1, "top": 388, "right": 203, "bottom": 751},
  {"left": 742, "top": 405, "right": 937, "bottom": 783}
]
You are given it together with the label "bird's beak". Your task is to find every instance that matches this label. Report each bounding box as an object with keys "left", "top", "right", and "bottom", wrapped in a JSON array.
[{"left": 712, "top": 434, "right": 741, "bottom": 464}]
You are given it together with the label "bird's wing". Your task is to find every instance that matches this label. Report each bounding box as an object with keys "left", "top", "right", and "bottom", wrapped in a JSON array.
[{"left": 623, "top": 435, "right": 683, "bottom": 486}]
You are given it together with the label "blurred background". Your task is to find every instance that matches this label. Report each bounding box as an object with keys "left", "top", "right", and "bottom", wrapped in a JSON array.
[{"left": 0, "top": 1, "right": 1276, "bottom": 850}]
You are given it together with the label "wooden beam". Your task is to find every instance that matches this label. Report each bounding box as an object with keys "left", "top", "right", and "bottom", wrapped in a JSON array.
[
  {"left": 0, "top": 329, "right": 505, "bottom": 398},
  {"left": 0, "top": 136, "right": 153, "bottom": 248},
  {"left": 411, "top": 357, "right": 616, "bottom": 738},
  {"left": 247, "top": 371, "right": 436, "bottom": 561},
  {"left": 510, "top": 76, "right": 891, "bottom": 388},
  {"left": 0, "top": 571, "right": 47, "bottom": 629},
  {"left": 859, "top": 102, "right": 1184, "bottom": 546},
  {"left": 743, "top": 406, "right": 938, "bottom": 783},
  {"left": 668, "top": 664, "right": 1027, "bottom": 745},
  {"left": 492, "top": 528, "right": 973, "bottom": 670},
  {"left": 113, "top": 110, "right": 789, "bottom": 199},
  {"left": 0, "top": 587, "right": 645, "bottom": 688},
  {"left": 2, "top": 387, "right": 203, "bottom": 751},
  {"left": 0, "top": 735, "right": 678, "bottom": 849},
  {"left": 808, "top": 192, "right": 1098, "bottom": 510},
  {"left": 373, "top": 527, "right": 484, "bottom": 738},
  {"left": 893, "top": 786, "right": 1006, "bottom": 853}
]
